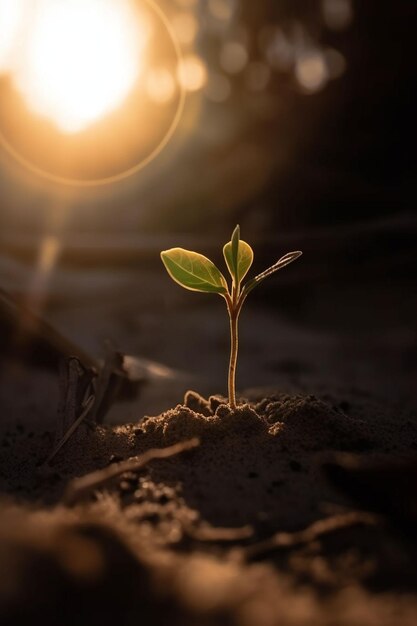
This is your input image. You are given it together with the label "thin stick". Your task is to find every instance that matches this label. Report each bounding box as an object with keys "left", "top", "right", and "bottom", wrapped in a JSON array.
[
  {"left": 243, "top": 511, "right": 377, "bottom": 561},
  {"left": 43, "top": 395, "right": 95, "bottom": 467},
  {"left": 186, "top": 523, "right": 253, "bottom": 542},
  {"left": 64, "top": 437, "right": 200, "bottom": 504}
]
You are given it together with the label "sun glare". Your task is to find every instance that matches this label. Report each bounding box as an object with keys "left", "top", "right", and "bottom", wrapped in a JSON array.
[
  {"left": 2, "top": 0, "right": 148, "bottom": 134},
  {"left": 0, "top": 0, "right": 25, "bottom": 72}
]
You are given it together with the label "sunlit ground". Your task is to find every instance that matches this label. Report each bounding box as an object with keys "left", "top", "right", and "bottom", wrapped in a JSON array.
[{"left": 0, "top": 0, "right": 147, "bottom": 134}]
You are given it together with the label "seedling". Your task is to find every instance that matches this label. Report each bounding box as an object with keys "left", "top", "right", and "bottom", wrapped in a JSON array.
[{"left": 161, "top": 226, "right": 302, "bottom": 410}]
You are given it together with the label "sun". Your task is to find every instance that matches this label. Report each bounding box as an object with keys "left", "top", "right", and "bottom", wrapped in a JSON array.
[{"left": 2, "top": 0, "right": 148, "bottom": 134}]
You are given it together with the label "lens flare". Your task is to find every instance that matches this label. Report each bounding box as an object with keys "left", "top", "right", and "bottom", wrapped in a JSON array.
[
  {"left": 0, "top": 0, "right": 25, "bottom": 72},
  {"left": 4, "top": 0, "right": 148, "bottom": 134}
]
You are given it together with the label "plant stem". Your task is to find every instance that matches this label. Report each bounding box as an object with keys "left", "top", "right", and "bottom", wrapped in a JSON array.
[
  {"left": 228, "top": 311, "right": 239, "bottom": 409},
  {"left": 225, "top": 287, "right": 242, "bottom": 410}
]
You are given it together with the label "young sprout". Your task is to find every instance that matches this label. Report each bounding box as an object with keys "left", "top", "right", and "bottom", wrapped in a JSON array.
[{"left": 161, "top": 226, "right": 302, "bottom": 410}]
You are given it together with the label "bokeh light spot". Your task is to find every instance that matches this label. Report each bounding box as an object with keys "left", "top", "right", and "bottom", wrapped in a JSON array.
[
  {"left": 177, "top": 54, "right": 208, "bottom": 92},
  {"left": 172, "top": 12, "right": 198, "bottom": 46},
  {"left": 208, "top": 0, "right": 234, "bottom": 22},
  {"left": 322, "top": 0, "right": 353, "bottom": 31},
  {"left": 295, "top": 51, "right": 328, "bottom": 92},
  {"left": 325, "top": 48, "right": 347, "bottom": 79},
  {"left": 174, "top": 0, "right": 198, "bottom": 8},
  {"left": 263, "top": 28, "right": 295, "bottom": 71},
  {"left": 220, "top": 41, "right": 249, "bottom": 74}
]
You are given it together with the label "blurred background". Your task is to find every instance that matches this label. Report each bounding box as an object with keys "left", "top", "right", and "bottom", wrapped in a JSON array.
[{"left": 0, "top": 0, "right": 415, "bottom": 426}]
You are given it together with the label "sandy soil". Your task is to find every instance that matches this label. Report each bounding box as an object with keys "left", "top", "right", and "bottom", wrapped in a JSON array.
[
  {"left": 0, "top": 231, "right": 416, "bottom": 625},
  {"left": 1, "top": 386, "right": 417, "bottom": 626}
]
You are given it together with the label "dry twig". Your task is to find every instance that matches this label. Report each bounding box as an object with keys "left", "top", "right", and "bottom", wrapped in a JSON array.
[
  {"left": 185, "top": 523, "right": 253, "bottom": 542},
  {"left": 243, "top": 511, "right": 378, "bottom": 561},
  {"left": 55, "top": 357, "right": 96, "bottom": 442},
  {"left": 65, "top": 437, "right": 200, "bottom": 504},
  {"left": 44, "top": 396, "right": 95, "bottom": 467}
]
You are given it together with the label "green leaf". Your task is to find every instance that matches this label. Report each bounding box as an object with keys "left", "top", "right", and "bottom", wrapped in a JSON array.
[
  {"left": 243, "top": 251, "right": 302, "bottom": 296},
  {"left": 161, "top": 248, "right": 228, "bottom": 294},
  {"left": 223, "top": 225, "right": 254, "bottom": 286},
  {"left": 231, "top": 224, "right": 240, "bottom": 277}
]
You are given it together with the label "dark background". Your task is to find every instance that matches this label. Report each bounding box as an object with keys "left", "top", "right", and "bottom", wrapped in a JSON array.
[{"left": 0, "top": 0, "right": 415, "bottom": 423}]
